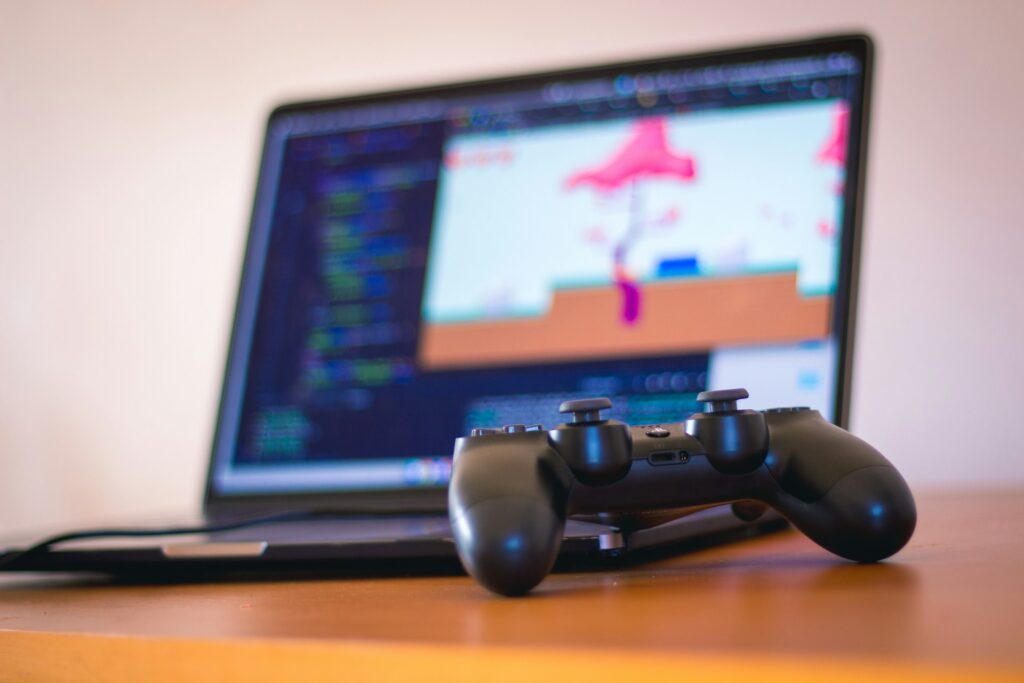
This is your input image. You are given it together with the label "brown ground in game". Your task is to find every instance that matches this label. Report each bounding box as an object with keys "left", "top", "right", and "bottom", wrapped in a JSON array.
[{"left": 419, "top": 271, "right": 830, "bottom": 370}]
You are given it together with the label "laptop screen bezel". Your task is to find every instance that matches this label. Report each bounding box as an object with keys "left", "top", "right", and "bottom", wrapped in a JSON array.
[{"left": 203, "top": 33, "right": 874, "bottom": 519}]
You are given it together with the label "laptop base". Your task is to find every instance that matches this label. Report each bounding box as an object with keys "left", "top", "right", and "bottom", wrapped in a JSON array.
[{"left": 0, "top": 506, "right": 785, "bottom": 581}]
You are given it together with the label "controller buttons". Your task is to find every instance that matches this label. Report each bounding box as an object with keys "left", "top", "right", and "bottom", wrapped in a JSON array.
[
  {"left": 502, "top": 424, "right": 527, "bottom": 433},
  {"left": 470, "top": 428, "right": 499, "bottom": 436},
  {"left": 645, "top": 426, "right": 670, "bottom": 438},
  {"left": 764, "top": 407, "right": 812, "bottom": 414}
]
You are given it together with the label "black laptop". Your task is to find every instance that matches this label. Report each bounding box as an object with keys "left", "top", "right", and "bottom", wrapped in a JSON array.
[{"left": 1, "top": 34, "right": 872, "bottom": 575}]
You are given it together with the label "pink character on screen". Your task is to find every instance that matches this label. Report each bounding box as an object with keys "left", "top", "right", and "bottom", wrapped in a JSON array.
[
  {"left": 613, "top": 253, "right": 641, "bottom": 324},
  {"left": 566, "top": 117, "right": 696, "bottom": 191},
  {"left": 566, "top": 117, "right": 697, "bottom": 326},
  {"left": 817, "top": 102, "right": 849, "bottom": 167},
  {"left": 815, "top": 102, "right": 848, "bottom": 240}
]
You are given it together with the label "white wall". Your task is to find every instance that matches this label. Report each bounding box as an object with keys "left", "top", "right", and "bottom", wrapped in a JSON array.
[{"left": 1, "top": 0, "right": 1021, "bottom": 532}]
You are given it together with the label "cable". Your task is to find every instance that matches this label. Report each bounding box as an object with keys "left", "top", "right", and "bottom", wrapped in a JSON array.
[{"left": 0, "top": 510, "right": 326, "bottom": 572}]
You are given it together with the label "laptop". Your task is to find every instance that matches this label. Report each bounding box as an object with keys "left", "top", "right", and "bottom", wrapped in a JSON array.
[{"left": 0, "top": 33, "right": 872, "bottom": 576}]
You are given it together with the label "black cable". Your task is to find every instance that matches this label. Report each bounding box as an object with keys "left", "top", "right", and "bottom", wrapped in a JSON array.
[{"left": 0, "top": 510, "right": 326, "bottom": 572}]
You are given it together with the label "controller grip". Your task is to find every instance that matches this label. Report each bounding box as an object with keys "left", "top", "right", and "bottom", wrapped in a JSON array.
[
  {"left": 775, "top": 465, "right": 917, "bottom": 562},
  {"left": 763, "top": 411, "right": 916, "bottom": 561},
  {"left": 448, "top": 440, "right": 571, "bottom": 596}
]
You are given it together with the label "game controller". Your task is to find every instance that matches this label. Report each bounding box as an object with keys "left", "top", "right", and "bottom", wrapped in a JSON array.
[{"left": 448, "top": 388, "right": 916, "bottom": 596}]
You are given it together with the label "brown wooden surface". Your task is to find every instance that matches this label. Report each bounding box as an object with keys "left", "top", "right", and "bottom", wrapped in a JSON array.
[{"left": 1, "top": 489, "right": 1022, "bottom": 682}]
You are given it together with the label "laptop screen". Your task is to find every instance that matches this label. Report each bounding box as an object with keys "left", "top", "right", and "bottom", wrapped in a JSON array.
[{"left": 210, "top": 38, "right": 869, "bottom": 497}]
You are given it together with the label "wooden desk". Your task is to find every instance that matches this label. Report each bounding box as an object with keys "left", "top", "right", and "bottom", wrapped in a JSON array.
[{"left": 1, "top": 490, "right": 1022, "bottom": 682}]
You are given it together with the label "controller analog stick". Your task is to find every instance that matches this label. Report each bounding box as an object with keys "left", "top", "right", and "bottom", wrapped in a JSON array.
[
  {"left": 687, "top": 388, "right": 767, "bottom": 474},
  {"left": 558, "top": 397, "right": 612, "bottom": 424},
  {"left": 696, "top": 388, "right": 749, "bottom": 413}
]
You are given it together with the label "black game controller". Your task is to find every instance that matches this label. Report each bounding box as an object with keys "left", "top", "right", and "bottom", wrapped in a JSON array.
[{"left": 448, "top": 389, "right": 916, "bottom": 596}]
